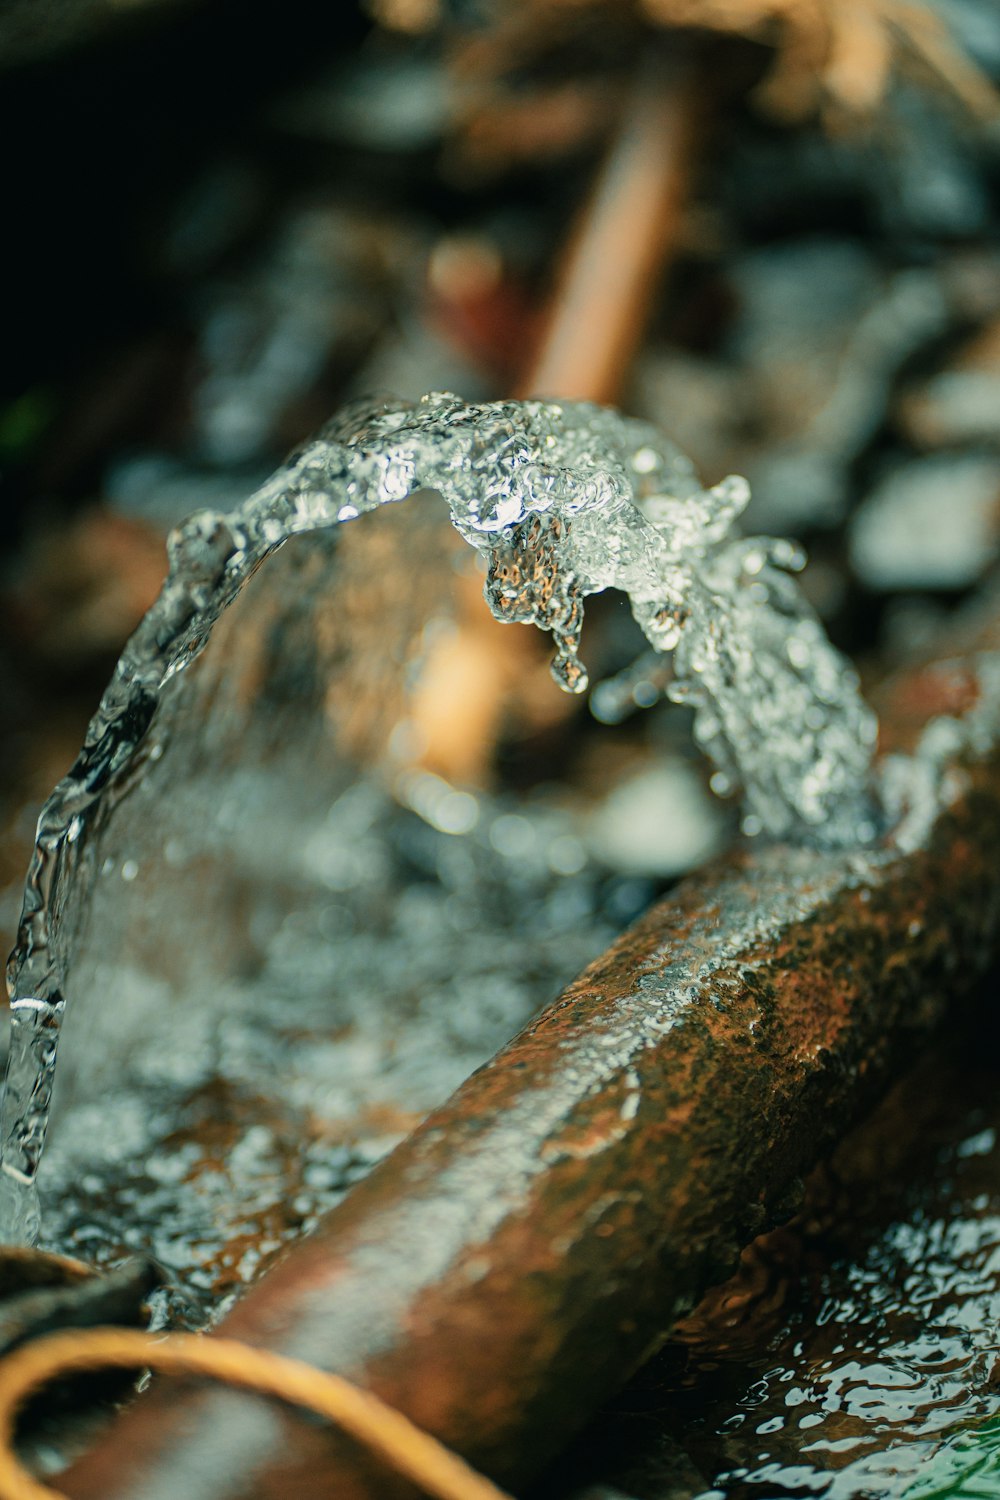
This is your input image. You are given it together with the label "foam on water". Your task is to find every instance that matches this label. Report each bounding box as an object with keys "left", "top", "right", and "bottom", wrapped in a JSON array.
[{"left": 1, "top": 393, "right": 880, "bottom": 1240}]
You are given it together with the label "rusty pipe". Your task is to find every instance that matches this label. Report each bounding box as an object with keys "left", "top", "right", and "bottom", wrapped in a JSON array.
[{"left": 57, "top": 608, "right": 1000, "bottom": 1498}]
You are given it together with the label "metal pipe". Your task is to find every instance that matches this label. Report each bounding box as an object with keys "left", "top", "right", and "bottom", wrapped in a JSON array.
[{"left": 56, "top": 610, "right": 1000, "bottom": 1498}]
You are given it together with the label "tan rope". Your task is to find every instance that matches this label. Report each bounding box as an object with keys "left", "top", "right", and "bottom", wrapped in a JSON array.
[{"left": 0, "top": 1326, "right": 515, "bottom": 1500}]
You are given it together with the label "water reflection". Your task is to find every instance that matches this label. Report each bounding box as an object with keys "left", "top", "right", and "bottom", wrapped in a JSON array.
[{"left": 551, "top": 1025, "right": 1000, "bottom": 1499}]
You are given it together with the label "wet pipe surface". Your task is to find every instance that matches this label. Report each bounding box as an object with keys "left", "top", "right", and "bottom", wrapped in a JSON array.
[
  {"left": 546, "top": 1020, "right": 1000, "bottom": 1499},
  {"left": 56, "top": 629, "right": 1000, "bottom": 1500}
]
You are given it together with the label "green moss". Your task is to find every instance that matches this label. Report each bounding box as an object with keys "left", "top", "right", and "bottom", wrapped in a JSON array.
[
  {"left": 905, "top": 1418, "right": 1000, "bottom": 1499},
  {"left": 0, "top": 387, "right": 56, "bottom": 460}
]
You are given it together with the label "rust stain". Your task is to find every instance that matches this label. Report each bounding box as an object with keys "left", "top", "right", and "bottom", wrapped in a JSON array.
[{"left": 60, "top": 641, "right": 1000, "bottom": 1498}]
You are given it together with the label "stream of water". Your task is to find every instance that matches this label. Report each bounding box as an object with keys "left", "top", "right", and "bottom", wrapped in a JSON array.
[{"left": 0, "top": 393, "right": 882, "bottom": 1241}]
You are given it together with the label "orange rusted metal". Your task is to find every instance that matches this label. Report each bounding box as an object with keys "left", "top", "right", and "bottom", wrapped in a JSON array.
[{"left": 57, "top": 610, "right": 1000, "bottom": 1499}]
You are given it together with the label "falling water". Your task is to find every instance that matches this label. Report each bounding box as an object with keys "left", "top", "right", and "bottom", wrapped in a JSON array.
[{"left": 1, "top": 393, "right": 881, "bottom": 1241}]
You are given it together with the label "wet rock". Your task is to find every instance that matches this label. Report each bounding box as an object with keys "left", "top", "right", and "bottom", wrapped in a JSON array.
[
  {"left": 630, "top": 350, "right": 744, "bottom": 486},
  {"left": 270, "top": 50, "right": 450, "bottom": 153},
  {"left": 849, "top": 453, "right": 1000, "bottom": 590},
  {"left": 635, "top": 240, "right": 959, "bottom": 536},
  {"left": 585, "top": 760, "right": 726, "bottom": 878},
  {"left": 189, "top": 205, "right": 406, "bottom": 466},
  {"left": 726, "top": 242, "right": 949, "bottom": 529},
  {"left": 105, "top": 453, "right": 272, "bottom": 533},
  {"left": 898, "top": 317, "right": 1000, "bottom": 448},
  {"left": 0, "top": 1250, "right": 159, "bottom": 1357}
]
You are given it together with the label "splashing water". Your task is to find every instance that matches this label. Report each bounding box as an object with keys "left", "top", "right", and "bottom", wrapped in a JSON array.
[{"left": 0, "top": 393, "right": 879, "bottom": 1239}]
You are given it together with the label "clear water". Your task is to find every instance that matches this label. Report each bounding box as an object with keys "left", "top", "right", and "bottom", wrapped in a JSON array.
[
  {"left": 2, "top": 392, "right": 998, "bottom": 1492},
  {"left": 545, "top": 1030, "right": 1000, "bottom": 1500},
  {"left": 19, "top": 773, "right": 629, "bottom": 1324},
  {"left": 1, "top": 393, "right": 878, "bottom": 1241}
]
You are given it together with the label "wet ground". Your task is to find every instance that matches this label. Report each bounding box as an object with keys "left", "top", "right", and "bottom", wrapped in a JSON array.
[
  {"left": 545, "top": 1020, "right": 1000, "bottom": 1500},
  {"left": 21, "top": 767, "right": 627, "bottom": 1321},
  {"left": 3, "top": 721, "right": 999, "bottom": 1497}
]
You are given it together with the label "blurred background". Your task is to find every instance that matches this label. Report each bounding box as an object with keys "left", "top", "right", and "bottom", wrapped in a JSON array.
[
  {"left": 4, "top": 0, "right": 1000, "bottom": 891},
  {"left": 2, "top": 5, "right": 1000, "bottom": 1495}
]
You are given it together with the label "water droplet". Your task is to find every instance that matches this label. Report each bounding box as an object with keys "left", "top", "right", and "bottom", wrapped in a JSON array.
[{"left": 0, "top": 392, "right": 881, "bottom": 1233}]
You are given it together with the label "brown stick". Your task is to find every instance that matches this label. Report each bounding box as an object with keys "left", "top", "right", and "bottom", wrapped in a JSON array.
[
  {"left": 55, "top": 607, "right": 1000, "bottom": 1498},
  {"left": 411, "top": 52, "right": 700, "bottom": 780},
  {"left": 516, "top": 52, "right": 700, "bottom": 404},
  {"left": 378, "top": 55, "right": 700, "bottom": 785}
]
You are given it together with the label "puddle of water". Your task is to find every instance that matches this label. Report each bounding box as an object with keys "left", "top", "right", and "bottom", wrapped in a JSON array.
[{"left": 547, "top": 1028, "right": 1000, "bottom": 1500}]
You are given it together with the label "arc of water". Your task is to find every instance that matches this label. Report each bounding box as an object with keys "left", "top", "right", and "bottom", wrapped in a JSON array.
[{"left": 0, "top": 394, "right": 879, "bottom": 1237}]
